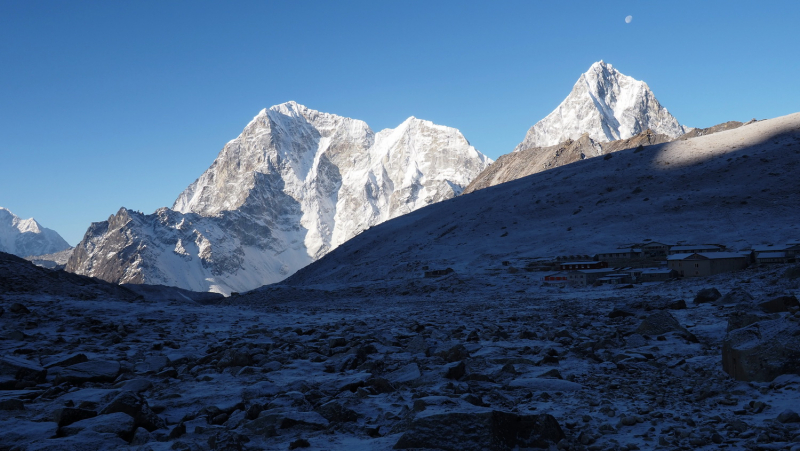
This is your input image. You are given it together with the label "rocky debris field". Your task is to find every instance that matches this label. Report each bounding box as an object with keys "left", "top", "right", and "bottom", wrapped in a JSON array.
[{"left": 2, "top": 263, "right": 800, "bottom": 450}]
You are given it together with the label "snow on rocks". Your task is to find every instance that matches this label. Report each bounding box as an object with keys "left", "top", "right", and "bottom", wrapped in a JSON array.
[{"left": 2, "top": 259, "right": 800, "bottom": 449}]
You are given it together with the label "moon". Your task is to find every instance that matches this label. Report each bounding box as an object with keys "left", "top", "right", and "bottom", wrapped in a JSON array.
[{"left": 625, "top": 15, "right": 633, "bottom": 24}]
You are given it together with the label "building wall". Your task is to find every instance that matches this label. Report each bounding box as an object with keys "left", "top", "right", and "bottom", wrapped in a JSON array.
[{"left": 669, "top": 257, "right": 746, "bottom": 277}]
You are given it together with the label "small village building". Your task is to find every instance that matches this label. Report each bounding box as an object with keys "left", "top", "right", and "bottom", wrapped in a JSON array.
[
  {"left": 543, "top": 272, "right": 568, "bottom": 284},
  {"left": 424, "top": 268, "right": 454, "bottom": 278},
  {"left": 596, "top": 273, "right": 633, "bottom": 285},
  {"left": 667, "top": 252, "right": 747, "bottom": 277},
  {"left": 560, "top": 261, "right": 609, "bottom": 271},
  {"left": 638, "top": 267, "right": 680, "bottom": 282},
  {"left": 640, "top": 242, "right": 673, "bottom": 258},
  {"left": 668, "top": 244, "right": 724, "bottom": 255},
  {"left": 756, "top": 252, "right": 789, "bottom": 264},
  {"left": 567, "top": 268, "right": 617, "bottom": 287},
  {"left": 593, "top": 249, "right": 642, "bottom": 262}
]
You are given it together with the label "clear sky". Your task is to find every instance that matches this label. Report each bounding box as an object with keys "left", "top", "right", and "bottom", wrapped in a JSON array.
[{"left": 2, "top": 0, "right": 798, "bottom": 245}]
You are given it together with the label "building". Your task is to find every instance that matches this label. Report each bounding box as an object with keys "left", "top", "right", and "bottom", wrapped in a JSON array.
[
  {"left": 543, "top": 272, "right": 568, "bottom": 284},
  {"left": 640, "top": 242, "right": 673, "bottom": 258},
  {"left": 567, "top": 268, "right": 617, "bottom": 287},
  {"left": 668, "top": 244, "right": 724, "bottom": 255},
  {"left": 424, "top": 268, "right": 454, "bottom": 278},
  {"left": 593, "top": 249, "right": 642, "bottom": 262},
  {"left": 560, "top": 261, "right": 609, "bottom": 271},
  {"left": 596, "top": 273, "right": 633, "bottom": 285},
  {"left": 756, "top": 252, "right": 789, "bottom": 264},
  {"left": 638, "top": 267, "right": 679, "bottom": 282},
  {"left": 667, "top": 252, "right": 748, "bottom": 277}
]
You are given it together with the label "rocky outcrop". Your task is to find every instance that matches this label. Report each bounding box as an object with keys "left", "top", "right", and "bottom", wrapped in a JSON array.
[
  {"left": 464, "top": 129, "right": 671, "bottom": 194},
  {"left": 722, "top": 316, "right": 800, "bottom": 382}
]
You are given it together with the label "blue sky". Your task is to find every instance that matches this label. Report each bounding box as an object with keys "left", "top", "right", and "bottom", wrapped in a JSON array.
[{"left": 2, "top": 0, "right": 798, "bottom": 245}]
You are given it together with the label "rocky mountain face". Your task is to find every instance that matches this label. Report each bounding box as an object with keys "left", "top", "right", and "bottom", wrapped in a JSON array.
[
  {"left": 515, "top": 61, "right": 686, "bottom": 151},
  {"left": 66, "top": 102, "right": 491, "bottom": 294},
  {"left": 0, "top": 207, "right": 71, "bottom": 258},
  {"left": 464, "top": 129, "right": 672, "bottom": 194}
]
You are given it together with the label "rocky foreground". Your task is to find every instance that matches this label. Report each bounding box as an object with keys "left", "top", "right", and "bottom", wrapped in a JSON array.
[{"left": 2, "top": 260, "right": 800, "bottom": 450}]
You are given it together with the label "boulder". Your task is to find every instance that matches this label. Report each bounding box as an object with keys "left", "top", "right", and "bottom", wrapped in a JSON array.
[
  {"left": 726, "top": 310, "right": 777, "bottom": 332},
  {"left": 60, "top": 412, "right": 136, "bottom": 439},
  {"left": 694, "top": 288, "right": 722, "bottom": 304},
  {"left": 387, "top": 363, "right": 421, "bottom": 384},
  {"left": 58, "top": 361, "right": 120, "bottom": 384},
  {"left": 635, "top": 311, "right": 696, "bottom": 342},
  {"left": 100, "top": 391, "right": 165, "bottom": 431},
  {"left": 316, "top": 400, "right": 358, "bottom": 423},
  {"left": 0, "top": 355, "right": 46, "bottom": 384},
  {"left": 759, "top": 295, "right": 800, "bottom": 313},
  {"left": 393, "top": 411, "right": 564, "bottom": 450},
  {"left": 53, "top": 407, "right": 97, "bottom": 427},
  {"left": 43, "top": 353, "right": 88, "bottom": 369},
  {"left": 722, "top": 317, "right": 800, "bottom": 382},
  {"left": 437, "top": 344, "right": 470, "bottom": 363},
  {"left": 717, "top": 288, "right": 754, "bottom": 305}
]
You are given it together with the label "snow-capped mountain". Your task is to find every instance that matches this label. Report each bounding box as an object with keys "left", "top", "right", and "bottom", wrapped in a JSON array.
[
  {"left": 515, "top": 61, "right": 686, "bottom": 151},
  {"left": 66, "top": 102, "right": 491, "bottom": 294},
  {"left": 0, "top": 207, "right": 71, "bottom": 258}
]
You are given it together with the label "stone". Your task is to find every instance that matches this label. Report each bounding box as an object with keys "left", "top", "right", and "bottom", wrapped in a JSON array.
[
  {"left": 760, "top": 295, "right": 800, "bottom": 313},
  {"left": 0, "top": 355, "right": 47, "bottom": 383},
  {"left": 130, "top": 427, "right": 152, "bottom": 445},
  {"left": 58, "top": 360, "right": 120, "bottom": 384},
  {"left": 445, "top": 361, "right": 467, "bottom": 380},
  {"left": 60, "top": 411, "right": 136, "bottom": 439},
  {"left": 437, "top": 344, "right": 470, "bottom": 362},
  {"left": 393, "top": 411, "right": 564, "bottom": 450},
  {"left": 113, "top": 378, "right": 153, "bottom": 393},
  {"left": 635, "top": 311, "right": 693, "bottom": 340},
  {"left": 44, "top": 353, "right": 89, "bottom": 369},
  {"left": 609, "top": 308, "right": 635, "bottom": 318},
  {"left": 208, "top": 430, "right": 250, "bottom": 450},
  {"left": 718, "top": 288, "right": 754, "bottom": 305},
  {"left": 387, "top": 363, "right": 421, "bottom": 384},
  {"left": 289, "top": 438, "right": 311, "bottom": 449},
  {"left": 722, "top": 316, "right": 800, "bottom": 382},
  {"left": 53, "top": 407, "right": 97, "bottom": 427},
  {"left": 9, "top": 303, "right": 30, "bottom": 314},
  {"left": 727, "top": 310, "right": 778, "bottom": 332},
  {"left": 694, "top": 288, "right": 722, "bottom": 304},
  {"left": 100, "top": 390, "right": 165, "bottom": 431},
  {"left": 777, "top": 409, "right": 800, "bottom": 423},
  {"left": 316, "top": 400, "right": 358, "bottom": 423},
  {"left": 406, "top": 335, "right": 429, "bottom": 355},
  {"left": 0, "top": 399, "right": 24, "bottom": 410},
  {"left": 508, "top": 378, "right": 582, "bottom": 392}
]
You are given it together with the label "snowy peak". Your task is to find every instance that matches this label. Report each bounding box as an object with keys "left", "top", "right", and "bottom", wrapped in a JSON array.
[
  {"left": 515, "top": 61, "right": 685, "bottom": 151},
  {"left": 71, "top": 103, "right": 491, "bottom": 293},
  {"left": 0, "top": 207, "right": 71, "bottom": 257}
]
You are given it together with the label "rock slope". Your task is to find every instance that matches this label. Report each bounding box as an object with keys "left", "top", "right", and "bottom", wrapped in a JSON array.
[
  {"left": 0, "top": 207, "right": 70, "bottom": 258},
  {"left": 287, "top": 112, "right": 800, "bottom": 287},
  {"left": 66, "top": 102, "right": 491, "bottom": 294},
  {"left": 515, "top": 61, "right": 686, "bottom": 151},
  {"left": 464, "top": 129, "right": 672, "bottom": 194}
]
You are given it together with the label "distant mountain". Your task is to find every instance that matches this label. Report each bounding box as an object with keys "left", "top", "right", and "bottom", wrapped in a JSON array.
[
  {"left": 66, "top": 102, "right": 491, "bottom": 294},
  {"left": 285, "top": 112, "right": 800, "bottom": 287},
  {"left": 0, "top": 207, "right": 71, "bottom": 258},
  {"left": 515, "top": 61, "right": 686, "bottom": 151}
]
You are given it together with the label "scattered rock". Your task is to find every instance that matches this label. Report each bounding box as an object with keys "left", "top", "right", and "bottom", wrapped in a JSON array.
[
  {"left": 760, "top": 295, "right": 800, "bottom": 313},
  {"left": 9, "top": 303, "right": 30, "bottom": 314},
  {"left": 289, "top": 438, "right": 311, "bottom": 449},
  {"left": 438, "top": 344, "right": 470, "bottom": 362},
  {"left": 777, "top": 409, "right": 800, "bottom": 423},
  {"left": 316, "top": 400, "right": 358, "bottom": 423},
  {"left": 0, "top": 399, "right": 24, "bottom": 410},
  {"left": 694, "top": 288, "right": 722, "bottom": 304},
  {"left": 208, "top": 430, "right": 250, "bottom": 450},
  {"left": 44, "top": 353, "right": 89, "bottom": 369},
  {"left": 609, "top": 308, "right": 635, "bottom": 318},
  {"left": 635, "top": 311, "right": 695, "bottom": 342},
  {"left": 393, "top": 411, "right": 565, "bottom": 450},
  {"left": 60, "top": 411, "right": 136, "bottom": 439},
  {"left": 445, "top": 361, "right": 467, "bottom": 380},
  {"left": 53, "top": 407, "right": 97, "bottom": 427},
  {"left": 57, "top": 360, "right": 121, "bottom": 384},
  {"left": 387, "top": 363, "right": 421, "bottom": 384},
  {"left": 100, "top": 391, "right": 165, "bottom": 431}
]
